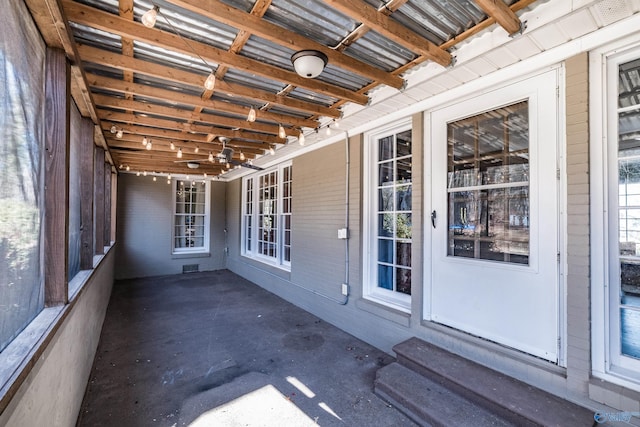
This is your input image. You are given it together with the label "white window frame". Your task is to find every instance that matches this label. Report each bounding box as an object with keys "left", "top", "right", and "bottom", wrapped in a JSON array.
[
  {"left": 591, "top": 38, "right": 640, "bottom": 390},
  {"left": 172, "top": 179, "right": 210, "bottom": 255},
  {"left": 241, "top": 162, "right": 292, "bottom": 270},
  {"left": 363, "top": 119, "right": 413, "bottom": 313}
]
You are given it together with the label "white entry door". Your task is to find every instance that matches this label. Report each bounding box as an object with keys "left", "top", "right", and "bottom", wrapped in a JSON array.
[{"left": 429, "top": 70, "right": 560, "bottom": 362}]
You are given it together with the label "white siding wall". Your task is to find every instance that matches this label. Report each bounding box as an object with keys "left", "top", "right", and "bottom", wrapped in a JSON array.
[{"left": 565, "top": 53, "right": 592, "bottom": 395}]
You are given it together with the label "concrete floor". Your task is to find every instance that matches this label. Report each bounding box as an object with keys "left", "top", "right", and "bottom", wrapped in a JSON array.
[{"left": 77, "top": 270, "right": 416, "bottom": 426}]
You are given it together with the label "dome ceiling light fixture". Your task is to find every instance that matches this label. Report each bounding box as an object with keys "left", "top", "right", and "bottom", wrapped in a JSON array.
[{"left": 291, "top": 50, "right": 328, "bottom": 78}]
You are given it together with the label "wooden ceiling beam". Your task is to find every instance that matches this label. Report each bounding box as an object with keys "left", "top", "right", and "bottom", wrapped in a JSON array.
[
  {"left": 106, "top": 138, "right": 262, "bottom": 157},
  {"left": 334, "top": 0, "right": 408, "bottom": 51},
  {"left": 93, "top": 96, "right": 294, "bottom": 136},
  {"left": 166, "top": 0, "right": 404, "bottom": 89},
  {"left": 111, "top": 151, "right": 248, "bottom": 171},
  {"left": 322, "top": 0, "right": 452, "bottom": 67},
  {"left": 473, "top": 0, "right": 523, "bottom": 36},
  {"left": 62, "top": 0, "right": 369, "bottom": 105},
  {"left": 212, "top": 0, "right": 271, "bottom": 81},
  {"left": 112, "top": 159, "right": 226, "bottom": 175},
  {"left": 81, "top": 51, "right": 325, "bottom": 127},
  {"left": 100, "top": 112, "right": 286, "bottom": 144}
]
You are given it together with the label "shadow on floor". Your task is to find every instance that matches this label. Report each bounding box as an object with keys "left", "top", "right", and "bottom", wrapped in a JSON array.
[{"left": 77, "top": 270, "right": 416, "bottom": 426}]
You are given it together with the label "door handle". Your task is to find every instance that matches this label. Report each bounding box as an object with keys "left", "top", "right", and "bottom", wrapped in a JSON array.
[{"left": 431, "top": 210, "right": 437, "bottom": 228}]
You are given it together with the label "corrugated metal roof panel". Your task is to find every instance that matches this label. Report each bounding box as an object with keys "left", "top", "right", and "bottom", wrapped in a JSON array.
[
  {"left": 134, "top": 74, "right": 203, "bottom": 97},
  {"left": 287, "top": 86, "right": 337, "bottom": 108},
  {"left": 264, "top": 0, "right": 356, "bottom": 47},
  {"left": 134, "top": 0, "right": 237, "bottom": 50},
  {"left": 222, "top": 68, "right": 288, "bottom": 95},
  {"left": 346, "top": 31, "right": 416, "bottom": 72},
  {"left": 133, "top": 40, "right": 215, "bottom": 75},
  {"left": 240, "top": 36, "right": 295, "bottom": 70},
  {"left": 69, "top": 22, "right": 122, "bottom": 51}
]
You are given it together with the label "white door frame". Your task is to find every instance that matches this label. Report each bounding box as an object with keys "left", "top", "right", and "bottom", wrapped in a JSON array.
[{"left": 423, "top": 68, "right": 565, "bottom": 363}]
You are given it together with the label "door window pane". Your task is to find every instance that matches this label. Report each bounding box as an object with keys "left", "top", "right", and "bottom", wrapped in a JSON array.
[{"left": 447, "top": 101, "right": 530, "bottom": 265}]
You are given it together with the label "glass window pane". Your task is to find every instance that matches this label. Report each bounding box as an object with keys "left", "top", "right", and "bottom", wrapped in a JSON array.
[
  {"left": 447, "top": 102, "right": 529, "bottom": 265},
  {"left": 396, "top": 214, "right": 411, "bottom": 239},
  {"left": 379, "top": 136, "right": 393, "bottom": 161},
  {"left": 379, "top": 162, "right": 393, "bottom": 186},
  {"left": 377, "top": 265, "right": 393, "bottom": 290},
  {"left": 396, "top": 268, "right": 411, "bottom": 295},
  {"left": 378, "top": 213, "right": 393, "bottom": 237},
  {"left": 618, "top": 61, "right": 640, "bottom": 359},
  {"left": 396, "top": 242, "right": 411, "bottom": 267},
  {"left": 396, "top": 130, "right": 412, "bottom": 157},
  {"left": 378, "top": 239, "right": 393, "bottom": 263},
  {"left": 621, "top": 307, "right": 640, "bottom": 359},
  {"left": 397, "top": 158, "right": 411, "bottom": 183},
  {"left": 379, "top": 187, "right": 393, "bottom": 211},
  {"left": 396, "top": 185, "right": 411, "bottom": 211}
]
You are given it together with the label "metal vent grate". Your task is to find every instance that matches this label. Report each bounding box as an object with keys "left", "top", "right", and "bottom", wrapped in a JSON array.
[
  {"left": 592, "top": 0, "right": 631, "bottom": 26},
  {"left": 182, "top": 264, "right": 199, "bottom": 273}
]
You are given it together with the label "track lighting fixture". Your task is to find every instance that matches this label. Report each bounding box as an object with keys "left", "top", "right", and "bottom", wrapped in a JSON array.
[
  {"left": 298, "top": 130, "right": 306, "bottom": 146},
  {"left": 170, "top": 142, "right": 175, "bottom": 150},
  {"left": 194, "top": 146, "right": 199, "bottom": 154},
  {"left": 269, "top": 146, "right": 275, "bottom": 155},
  {"left": 126, "top": 165, "right": 130, "bottom": 171},
  {"left": 146, "top": 140, "right": 152, "bottom": 150},
  {"left": 143, "top": 171, "right": 147, "bottom": 176},
  {"left": 239, "top": 151, "right": 245, "bottom": 161},
  {"left": 177, "top": 147, "right": 183, "bottom": 158},
  {"left": 110, "top": 125, "right": 117, "bottom": 134},
  {"left": 278, "top": 124, "right": 286, "bottom": 139},
  {"left": 142, "top": 136, "right": 148, "bottom": 146},
  {"left": 208, "top": 152, "right": 214, "bottom": 162},
  {"left": 136, "top": 172, "right": 141, "bottom": 176},
  {"left": 153, "top": 176, "right": 157, "bottom": 181},
  {"left": 116, "top": 129, "right": 123, "bottom": 139},
  {"left": 325, "top": 125, "right": 331, "bottom": 136}
]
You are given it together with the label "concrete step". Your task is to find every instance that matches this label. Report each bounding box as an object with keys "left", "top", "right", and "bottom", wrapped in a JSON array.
[
  {"left": 375, "top": 362, "right": 516, "bottom": 427},
  {"left": 388, "top": 337, "right": 595, "bottom": 427}
]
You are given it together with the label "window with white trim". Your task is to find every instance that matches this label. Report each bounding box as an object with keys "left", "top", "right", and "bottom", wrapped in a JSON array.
[
  {"left": 364, "top": 122, "right": 412, "bottom": 312},
  {"left": 242, "top": 163, "right": 292, "bottom": 269},
  {"left": 173, "top": 180, "right": 210, "bottom": 254},
  {"left": 592, "top": 42, "right": 640, "bottom": 388}
]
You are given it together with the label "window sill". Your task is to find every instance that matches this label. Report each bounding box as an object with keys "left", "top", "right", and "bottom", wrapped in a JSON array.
[
  {"left": 356, "top": 298, "right": 411, "bottom": 327},
  {"left": 241, "top": 254, "right": 291, "bottom": 273},
  {"left": 171, "top": 252, "right": 211, "bottom": 260}
]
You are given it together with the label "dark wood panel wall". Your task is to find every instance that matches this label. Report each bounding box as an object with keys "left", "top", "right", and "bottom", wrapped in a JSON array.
[
  {"left": 94, "top": 147, "right": 105, "bottom": 254},
  {"left": 80, "top": 118, "right": 95, "bottom": 269},
  {"left": 104, "top": 164, "right": 111, "bottom": 246},
  {"left": 44, "top": 48, "right": 70, "bottom": 307}
]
